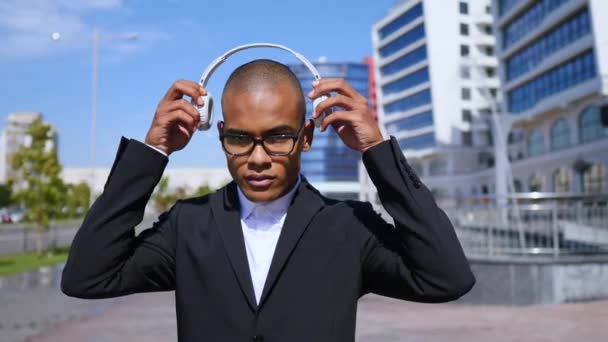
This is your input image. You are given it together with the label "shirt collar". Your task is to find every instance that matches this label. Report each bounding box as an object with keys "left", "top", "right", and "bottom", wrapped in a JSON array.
[{"left": 237, "top": 175, "right": 301, "bottom": 220}]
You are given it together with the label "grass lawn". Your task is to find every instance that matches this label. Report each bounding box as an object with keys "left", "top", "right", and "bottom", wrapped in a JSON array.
[{"left": 0, "top": 248, "right": 69, "bottom": 277}]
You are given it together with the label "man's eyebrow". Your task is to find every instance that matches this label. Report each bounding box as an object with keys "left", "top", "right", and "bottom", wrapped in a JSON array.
[
  {"left": 266, "top": 125, "right": 296, "bottom": 134},
  {"left": 224, "top": 128, "right": 250, "bottom": 135}
]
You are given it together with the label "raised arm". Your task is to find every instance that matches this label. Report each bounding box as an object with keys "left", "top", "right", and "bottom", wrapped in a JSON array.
[
  {"left": 308, "top": 78, "right": 474, "bottom": 303},
  {"left": 61, "top": 80, "right": 207, "bottom": 298},
  {"left": 357, "top": 137, "right": 475, "bottom": 302}
]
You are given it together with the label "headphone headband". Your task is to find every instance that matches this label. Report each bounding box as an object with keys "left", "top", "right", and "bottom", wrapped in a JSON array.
[{"left": 198, "top": 43, "right": 322, "bottom": 87}]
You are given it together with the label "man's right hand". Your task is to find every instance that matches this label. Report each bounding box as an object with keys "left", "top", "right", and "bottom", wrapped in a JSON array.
[{"left": 144, "top": 80, "right": 207, "bottom": 156}]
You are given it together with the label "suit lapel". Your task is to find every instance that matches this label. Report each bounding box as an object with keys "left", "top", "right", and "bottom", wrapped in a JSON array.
[
  {"left": 210, "top": 182, "right": 257, "bottom": 311},
  {"left": 258, "top": 179, "right": 324, "bottom": 308}
]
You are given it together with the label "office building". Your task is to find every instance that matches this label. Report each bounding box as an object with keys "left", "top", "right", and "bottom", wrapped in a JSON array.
[{"left": 366, "top": 0, "right": 500, "bottom": 202}]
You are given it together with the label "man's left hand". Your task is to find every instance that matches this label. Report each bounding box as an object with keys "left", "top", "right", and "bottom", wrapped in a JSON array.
[{"left": 307, "top": 78, "right": 385, "bottom": 152}]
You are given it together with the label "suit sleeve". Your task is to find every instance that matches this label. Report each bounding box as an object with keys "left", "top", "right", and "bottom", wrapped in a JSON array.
[
  {"left": 61, "top": 137, "right": 177, "bottom": 299},
  {"left": 358, "top": 136, "right": 475, "bottom": 303}
]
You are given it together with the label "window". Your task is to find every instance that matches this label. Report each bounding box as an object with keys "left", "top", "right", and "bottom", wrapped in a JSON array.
[
  {"left": 486, "top": 5, "right": 492, "bottom": 14},
  {"left": 462, "top": 109, "right": 472, "bottom": 122},
  {"left": 460, "top": 23, "right": 469, "bottom": 36},
  {"left": 378, "top": 3, "right": 424, "bottom": 39},
  {"left": 505, "top": 8, "right": 592, "bottom": 81},
  {"left": 485, "top": 46, "right": 494, "bottom": 56},
  {"left": 380, "top": 45, "right": 427, "bottom": 76},
  {"left": 461, "top": 88, "right": 471, "bottom": 100},
  {"left": 579, "top": 106, "right": 606, "bottom": 143},
  {"left": 485, "top": 67, "right": 496, "bottom": 77},
  {"left": 384, "top": 89, "right": 432, "bottom": 114},
  {"left": 512, "top": 179, "right": 523, "bottom": 192},
  {"left": 379, "top": 24, "right": 426, "bottom": 58},
  {"left": 386, "top": 110, "right": 434, "bottom": 134},
  {"left": 429, "top": 159, "right": 447, "bottom": 176},
  {"left": 397, "top": 132, "right": 435, "bottom": 150},
  {"left": 508, "top": 50, "right": 596, "bottom": 113},
  {"left": 382, "top": 67, "right": 430, "bottom": 95},
  {"left": 527, "top": 128, "right": 544, "bottom": 157},
  {"left": 459, "top": 2, "right": 469, "bottom": 14},
  {"left": 552, "top": 167, "right": 570, "bottom": 192},
  {"left": 484, "top": 25, "right": 493, "bottom": 35},
  {"left": 503, "top": 0, "right": 570, "bottom": 49},
  {"left": 582, "top": 164, "right": 606, "bottom": 194},
  {"left": 529, "top": 173, "right": 544, "bottom": 192},
  {"left": 550, "top": 118, "right": 570, "bottom": 150},
  {"left": 460, "top": 65, "right": 470, "bottom": 79},
  {"left": 460, "top": 45, "right": 470, "bottom": 56},
  {"left": 462, "top": 131, "right": 472, "bottom": 146}
]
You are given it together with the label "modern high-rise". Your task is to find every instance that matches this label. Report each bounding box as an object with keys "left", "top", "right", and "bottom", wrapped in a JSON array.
[
  {"left": 365, "top": 0, "right": 500, "bottom": 202},
  {"left": 492, "top": 0, "right": 608, "bottom": 194},
  {"left": 289, "top": 62, "right": 370, "bottom": 200}
]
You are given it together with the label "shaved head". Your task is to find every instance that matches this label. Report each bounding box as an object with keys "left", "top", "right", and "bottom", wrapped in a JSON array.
[{"left": 221, "top": 59, "right": 306, "bottom": 121}]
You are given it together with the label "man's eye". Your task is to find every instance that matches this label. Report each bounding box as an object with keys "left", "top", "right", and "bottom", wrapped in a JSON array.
[
  {"left": 265, "top": 135, "right": 291, "bottom": 144},
  {"left": 226, "top": 135, "right": 251, "bottom": 145}
]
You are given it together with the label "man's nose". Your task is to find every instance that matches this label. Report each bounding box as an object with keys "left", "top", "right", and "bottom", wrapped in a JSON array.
[{"left": 247, "top": 143, "right": 272, "bottom": 166}]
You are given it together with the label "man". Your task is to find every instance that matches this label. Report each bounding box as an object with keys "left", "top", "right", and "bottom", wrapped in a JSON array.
[{"left": 61, "top": 59, "right": 475, "bottom": 341}]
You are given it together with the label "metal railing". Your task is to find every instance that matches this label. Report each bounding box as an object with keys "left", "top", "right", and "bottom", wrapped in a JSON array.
[{"left": 440, "top": 193, "right": 608, "bottom": 258}]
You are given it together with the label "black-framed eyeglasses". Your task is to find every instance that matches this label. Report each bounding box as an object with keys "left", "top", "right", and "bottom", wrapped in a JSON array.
[{"left": 218, "top": 121, "right": 305, "bottom": 156}]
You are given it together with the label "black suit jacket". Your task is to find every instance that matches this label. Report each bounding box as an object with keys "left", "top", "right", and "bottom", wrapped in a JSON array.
[{"left": 61, "top": 136, "right": 475, "bottom": 342}]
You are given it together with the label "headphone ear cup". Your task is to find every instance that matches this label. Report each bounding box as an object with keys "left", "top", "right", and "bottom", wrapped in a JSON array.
[
  {"left": 312, "top": 94, "right": 333, "bottom": 128},
  {"left": 196, "top": 94, "right": 213, "bottom": 131}
]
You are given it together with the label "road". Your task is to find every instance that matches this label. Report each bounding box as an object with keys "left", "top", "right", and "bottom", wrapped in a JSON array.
[{"left": 20, "top": 292, "right": 608, "bottom": 342}]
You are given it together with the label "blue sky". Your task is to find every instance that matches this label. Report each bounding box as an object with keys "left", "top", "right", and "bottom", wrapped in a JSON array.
[{"left": 0, "top": 0, "right": 393, "bottom": 168}]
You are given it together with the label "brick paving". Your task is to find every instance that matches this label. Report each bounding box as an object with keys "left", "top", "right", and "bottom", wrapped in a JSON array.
[{"left": 22, "top": 292, "right": 608, "bottom": 341}]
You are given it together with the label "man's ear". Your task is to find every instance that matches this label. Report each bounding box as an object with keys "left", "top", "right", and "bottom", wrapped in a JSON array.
[{"left": 302, "top": 119, "right": 314, "bottom": 152}]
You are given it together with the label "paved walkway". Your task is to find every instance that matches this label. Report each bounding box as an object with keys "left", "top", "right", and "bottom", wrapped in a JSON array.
[{"left": 24, "top": 292, "right": 608, "bottom": 341}]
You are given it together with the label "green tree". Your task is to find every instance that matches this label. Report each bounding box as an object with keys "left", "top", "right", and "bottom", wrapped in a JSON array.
[
  {"left": 0, "top": 183, "right": 12, "bottom": 207},
  {"left": 10, "top": 118, "right": 66, "bottom": 254},
  {"left": 193, "top": 184, "right": 213, "bottom": 197},
  {"left": 64, "top": 182, "right": 91, "bottom": 217}
]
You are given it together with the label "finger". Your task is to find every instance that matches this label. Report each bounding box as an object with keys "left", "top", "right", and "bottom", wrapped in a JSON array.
[
  {"left": 308, "top": 78, "right": 367, "bottom": 104},
  {"left": 312, "top": 94, "right": 360, "bottom": 119},
  {"left": 318, "top": 110, "right": 352, "bottom": 132},
  {"left": 163, "top": 80, "right": 207, "bottom": 103},
  {"left": 166, "top": 99, "right": 201, "bottom": 123},
  {"left": 165, "top": 109, "right": 197, "bottom": 132}
]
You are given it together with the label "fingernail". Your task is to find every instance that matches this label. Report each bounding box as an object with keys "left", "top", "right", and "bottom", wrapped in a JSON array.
[
  {"left": 197, "top": 96, "right": 204, "bottom": 105},
  {"left": 312, "top": 80, "right": 319, "bottom": 87},
  {"left": 200, "top": 87, "right": 206, "bottom": 94},
  {"left": 307, "top": 90, "right": 314, "bottom": 98}
]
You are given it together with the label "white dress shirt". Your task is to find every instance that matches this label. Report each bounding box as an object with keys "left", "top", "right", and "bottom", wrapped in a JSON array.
[
  {"left": 143, "top": 140, "right": 299, "bottom": 304},
  {"left": 237, "top": 177, "right": 300, "bottom": 304}
]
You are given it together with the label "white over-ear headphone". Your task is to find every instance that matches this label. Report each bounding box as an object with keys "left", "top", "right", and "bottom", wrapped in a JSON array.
[{"left": 194, "top": 43, "right": 332, "bottom": 131}]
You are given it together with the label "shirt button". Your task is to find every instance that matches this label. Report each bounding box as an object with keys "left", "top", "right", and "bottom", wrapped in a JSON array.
[{"left": 253, "top": 335, "right": 264, "bottom": 342}]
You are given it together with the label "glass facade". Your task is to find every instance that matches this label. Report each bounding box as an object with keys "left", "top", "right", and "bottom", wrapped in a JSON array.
[
  {"left": 379, "top": 24, "right": 426, "bottom": 58},
  {"left": 381, "top": 67, "right": 429, "bottom": 95},
  {"left": 386, "top": 110, "right": 434, "bottom": 135},
  {"left": 384, "top": 89, "right": 432, "bottom": 114},
  {"left": 378, "top": 2, "right": 423, "bottom": 39},
  {"left": 398, "top": 132, "right": 435, "bottom": 151},
  {"left": 507, "top": 50, "right": 596, "bottom": 113},
  {"left": 380, "top": 45, "right": 427, "bottom": 76},
  {"left": 289, "top": 63, "right": 368, "bottom": 183},
  {"left": 498, "top": 0, "right": 524, "bottom": 15},
  {"left": 506, "top": 9, "right": 591, "bottom": 81},
  {"left": 503, "top": 0, "right": 570, "bottom": 49}
]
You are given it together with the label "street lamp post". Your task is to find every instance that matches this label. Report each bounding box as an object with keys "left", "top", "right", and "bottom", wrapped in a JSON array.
[{"left": 51, "top": 29, "right": 138, "bottom": 206}]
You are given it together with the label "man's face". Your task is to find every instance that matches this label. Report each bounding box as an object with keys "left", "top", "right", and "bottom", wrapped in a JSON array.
[{"left": 221, "top": 81, "right": 312, "bottom": 202}]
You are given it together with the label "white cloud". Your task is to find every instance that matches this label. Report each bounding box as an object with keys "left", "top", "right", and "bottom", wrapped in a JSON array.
[{"left": 0, "top": 0, "right": 169, "bottom": 60}]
